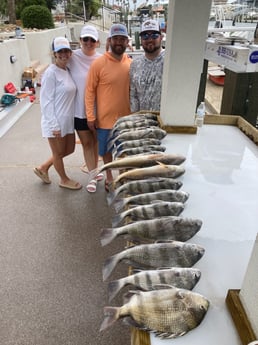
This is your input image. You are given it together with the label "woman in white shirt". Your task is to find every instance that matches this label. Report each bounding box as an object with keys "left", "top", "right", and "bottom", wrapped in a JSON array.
[{"left": 33, "top": 37, "right": 82, "bottom": 190}]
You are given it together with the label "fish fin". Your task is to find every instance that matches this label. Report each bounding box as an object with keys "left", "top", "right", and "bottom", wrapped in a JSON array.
[
  {"left": 123, "top": 290, "right": 141, "bottom": 303},
  {"left": 156, "top": 161, "right": 167, "bottom": 167},
  {"left": 176, "top": 290, "right": 186, "bottom": 299},
  {"left": 100, "top": 228, "right": 116, "bottom": 247},
  {"left": 149, "top": 199, "right": 166, "bottom": 205},
  {"left": 122, "top": 316, "right": 143, "bottom": 328},
  {"left": 154, "top": 331, "right": 183, "bottom": 339},
  {"left": 99, "top": 306, "right": 120, "bottom": 331},
  {"left": 152, "top": 283, "right": 175, "bottom": 290},
  {"left": 113, "top": 198, "right": 125, "bottom": 213},
  {"left": 112, "top": 213, "right": 133, "bottom": 227},
  {"left": 102, "top": 254, "right": 120, "bottom": 281},
  {"left": 154, "top": 240, "right": 174, "bottom": 244},
  {"left": 127, "top": 238, "right": 142, "bottom": 246},
  {"left": 108, "top": 279, "right": 124, "bottom": 302},
  {"left": 124, "top": 243, "right": 137, "bottom": 249},
  {"left": 111, "top": 214, "right": 123, "bottom": 227},
  {"left": 131, "top": 268, "right": 143, "bottom": 274}
]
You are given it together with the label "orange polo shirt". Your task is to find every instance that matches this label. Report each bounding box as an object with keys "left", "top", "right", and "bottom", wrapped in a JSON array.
[{"left": 85, "top": 52, "right": 131, "bottom": 129}]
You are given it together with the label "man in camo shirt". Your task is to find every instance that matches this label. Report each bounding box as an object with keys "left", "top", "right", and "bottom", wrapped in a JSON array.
[{"left": 130, "top": 19, "right": 165, "bottom": 112}]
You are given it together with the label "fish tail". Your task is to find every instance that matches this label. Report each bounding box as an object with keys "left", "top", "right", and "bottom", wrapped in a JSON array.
[
  {"left": 108, "top": 279, "right": 123, "bottom": 301},
  {"left": 112, "top": 213, "right": 123, "bottom": 227},
  {"left": 115, "top": 150, "right": 123, "bottom": 158},
  {"left": 106, "top": 191, "right": 116, "bottom": 205},
  {"left": 103, "top": 254, "right": 120, "bottom": 281},
  {"left": 99, "top": 306, "right": 120, "bottom": 331},
  {"left": 100, "top": 228, "right": 116, "bottom": 246},
  {"left": 113, "top": 198, "right": 125, "bottom": 213},
  {"left": 107, "top": 137, "right": 116, "bottom": 151},
  {"left": 113, "top": 150, "right": 118, "bottom": 159}
]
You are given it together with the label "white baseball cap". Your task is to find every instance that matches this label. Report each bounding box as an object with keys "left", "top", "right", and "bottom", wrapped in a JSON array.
[
  {"left": 52, "top": 37, "right": 71, "bottom": 52},
  {"left": 80, "top": 25, "right": 99, "bottom": 40},
  {"left": 140, "top": 19, "right": 161, "bottom": 34}
]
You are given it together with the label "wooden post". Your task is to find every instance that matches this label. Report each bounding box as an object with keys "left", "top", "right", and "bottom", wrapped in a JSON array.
[{"left": 226, "top": 234, "right": 258, "bottom": 344}]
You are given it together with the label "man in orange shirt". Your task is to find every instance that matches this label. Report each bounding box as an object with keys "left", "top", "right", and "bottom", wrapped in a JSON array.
[{"left": 85, "top": 23, "right": 131, "bottom": 191}]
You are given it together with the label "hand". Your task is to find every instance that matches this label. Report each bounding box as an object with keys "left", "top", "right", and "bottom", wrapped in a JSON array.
[
  {"left": 87, "top": 120, "right": 96, "bottom": 132},
  {"left": 53, "top": 130, "right": 61, "bottom": 137}
]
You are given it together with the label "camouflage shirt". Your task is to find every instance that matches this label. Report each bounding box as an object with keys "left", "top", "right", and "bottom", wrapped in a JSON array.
[{"left": 130, "top": 50, "right": 165, "bottom": 112}]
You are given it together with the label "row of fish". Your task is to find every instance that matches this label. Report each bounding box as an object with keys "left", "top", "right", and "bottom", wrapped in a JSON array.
[{"left": 97, "top": 113, "right": 209, "bottom": 340}]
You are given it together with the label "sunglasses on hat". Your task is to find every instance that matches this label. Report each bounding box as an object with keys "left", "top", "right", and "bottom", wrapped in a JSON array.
[{"left": 82, "top": 37, "right": 96, "bottom": 43}]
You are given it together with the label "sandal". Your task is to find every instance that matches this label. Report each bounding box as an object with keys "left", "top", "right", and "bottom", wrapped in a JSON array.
[
  {"left": 80, "top": 164, "right": 89, "bottom": 174},
  {"left": 86, "top": 179, "right": 97, "bottom": 193},
  {"left": 95, "top": 172, "right": 104, "bottom": 181},
  {"left": 33, "top": 167, "right": 51, "bottom": 184},
  {"left": 59, "top": 180, "right": 82, "bottom": 190}
]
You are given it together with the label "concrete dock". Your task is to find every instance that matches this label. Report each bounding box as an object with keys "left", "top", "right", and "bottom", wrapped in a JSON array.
[{"left": 0, "top": 100, "right": 131, "bottom": 345}]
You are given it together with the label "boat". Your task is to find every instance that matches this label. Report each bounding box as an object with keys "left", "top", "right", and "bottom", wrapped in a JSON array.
[{"left": 208, "top": 66, "right": 225, "bottom": 86}]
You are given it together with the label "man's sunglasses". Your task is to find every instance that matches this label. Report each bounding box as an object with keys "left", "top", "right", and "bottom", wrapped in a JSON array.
[
  {"left": 141, "top": 32, "right": 160, "bottom": 40},
  {"left": 82, "top": 37, "right": 96, "bottom": 43}
]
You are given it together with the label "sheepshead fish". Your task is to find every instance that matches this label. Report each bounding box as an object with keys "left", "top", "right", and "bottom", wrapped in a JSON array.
[
  {"left": 112, "top": 163, "right": 185, "bottom": 187},
  {"left": 113, "top": 190, "right": 189, "bottom": 213},
  {"left": 114, "top": 138, "right": 162, "bottom": 153},
  {"left": 102, "top": 241, "right": 205, "bottom": 281},
  {"left": 100, "top": 288, "right": 209, "bottom": 338},
  {"left": 112, "top": 201, "right": 185, "bottom": 227},
  {"left": 107, "top": 178, "right": 183, "bottom": 205},
  {"left": 115, "top": 145, "right": 166, "bottom": 158},
  {"left": 98, "top": 153, "right": 185, "bottom": 173},
  {"left": 110, "top": 120, "right": 159, "bottom": 139},
  {"left": 114, "top": 113, "right": 158, "bottom": 125},
  {"left": 112, "top": 118, "right": 159, "bottom": 132},
  {"left": 100, "top": 216, "right": 202, "bottom": 246},
  {"left": 107, "top": 128, "right": 167, "bottom": 150},
  {"left": 108, "top": 267, "right": 201, "bottom": 301},
  {"left": 111, "top": 126, "right": 159, "bottom": 139}
]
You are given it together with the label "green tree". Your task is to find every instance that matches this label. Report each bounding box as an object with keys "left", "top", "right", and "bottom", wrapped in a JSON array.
[
  {"left": 16, "top": 0, "right": 47, "bottom": 19},
  {"left": 21, "top": 4, "right": 54, "bottom": 28},
  {"left": 67, "top": 0, "right": 101, "bottom": 20}
]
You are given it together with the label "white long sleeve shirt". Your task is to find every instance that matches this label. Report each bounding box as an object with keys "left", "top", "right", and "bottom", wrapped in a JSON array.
[{"left": 40, "top": 64, "right": 76, "bottom": 138}]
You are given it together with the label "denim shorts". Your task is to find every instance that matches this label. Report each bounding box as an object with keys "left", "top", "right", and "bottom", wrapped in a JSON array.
[{"left": 97, "top": 128, "right": 112, "bottom": 156}]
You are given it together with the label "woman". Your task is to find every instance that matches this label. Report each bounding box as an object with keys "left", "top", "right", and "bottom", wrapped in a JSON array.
[
  {"left": 33, "top": 37, "right": 82, "bottom": 190},
  {"left": 69, "top": 25, "right": 103, "bottom": 193}
]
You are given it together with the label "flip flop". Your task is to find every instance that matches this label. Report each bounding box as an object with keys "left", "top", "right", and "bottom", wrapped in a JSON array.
[
  {"left": 80, "top": 164, "right": 89, "bottom": 174},
  {"left": 86, "top": 179, "right": 97, "bottom": 193},
  {"left": 95, "top": 172, "right": 104, "bottom": 181},
  {"left": 33, "top": 167, "right": 51, "bottom": 184},
  {"left": 59, "top": 180, "right": 82, "bottom": 190}
]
